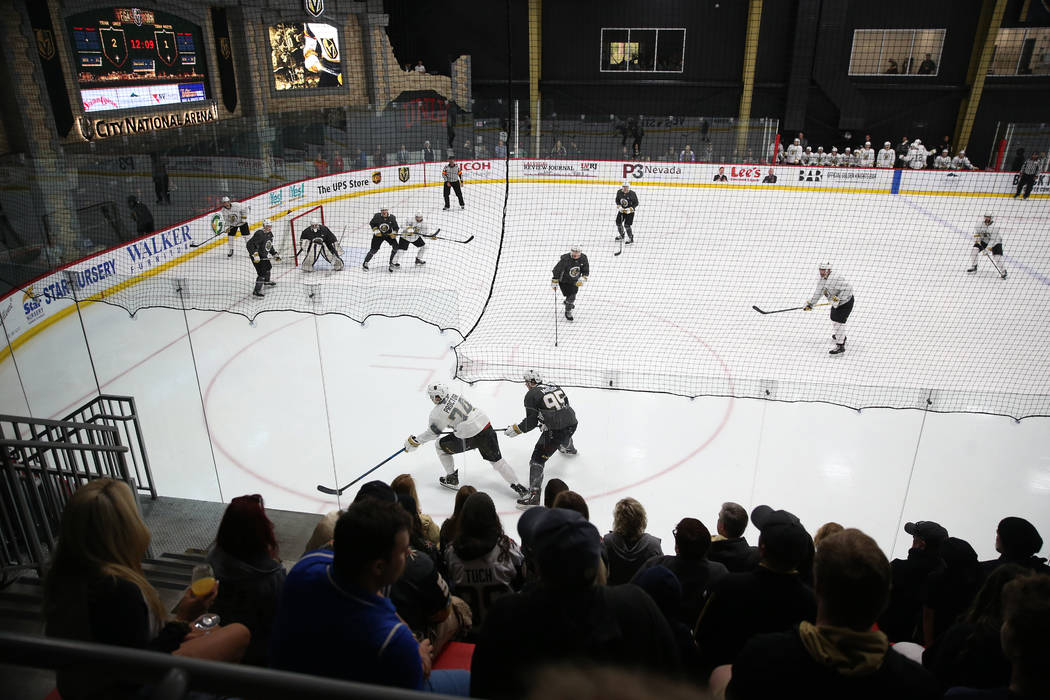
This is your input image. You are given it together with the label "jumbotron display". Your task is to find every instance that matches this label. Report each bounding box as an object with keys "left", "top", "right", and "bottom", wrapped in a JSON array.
[{"left": 66, "top": 7, "right": 210, "bottom": 113}]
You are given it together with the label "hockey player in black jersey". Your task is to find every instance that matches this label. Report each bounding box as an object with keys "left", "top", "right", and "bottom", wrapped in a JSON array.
[
  {"left": 614, "top": 181, "right": 639, "bottom": 244},
  {"left": 363, "top": 207, "right": 400, "bottom": 271},
  {"left": 504, "top": 369, "right": 578, "bottom": 508},
  {"left": 299, "top": 218, "right": 343, "bottom": 272},
  {"left": 552, "top": 246, "right": 589, "bottom": 321},
  {"left": 246, "top": 220, "right": 281, "bottom": 297}
]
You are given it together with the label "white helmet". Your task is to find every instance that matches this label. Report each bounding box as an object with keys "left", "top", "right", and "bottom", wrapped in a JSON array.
[
  {"left": 427, "top": 383, "right": 449, "bottom": 402},
  {"left": 983, "top": 213, "right": 994, "bottom": 221},
  {"left": 914, "top": 139, "right": 922, "bottom": 145},
  {"left": 621, "top": 181, "right": 629, "bottom": 188},
  {"left": 310, "top": 218, "right": 319, "bottom": 226},
  {"left": 570, "top": 245, "right": 582, "bottom": 254},
  {"left": 523, "top": 369, "right": 544, "bottom": 385},
  {"left": 415, "top": 212, "right": 423, "bottom": 222},
  {"left": 805, "top": 146, "right": 812, "bottom": 152},
  {"left": 221, "top": 196, "right": 231, "bottom": 203},
  {"left": 817, "top": 146, "right": 824, "bottom": 152},
  {"left": 819, "top": 260, "right": 832, "bottom": 271},
  {"left": 865, "top": 141, "right": 871, "bottom": 147},
  {"left": 831, "top": 147, "right": 838, "bottom": 153},
  {"left": 958, "top": 149, "right": 966, "bottom": 155},
  {"left": 884, "top": 141, "right": 891, "bottom": 147},
  {"left": 262, "top": 219, "right": 272, "bottom": 229},
  {"left": 793, "top": 138, "right": 800, "bottom": 145}
]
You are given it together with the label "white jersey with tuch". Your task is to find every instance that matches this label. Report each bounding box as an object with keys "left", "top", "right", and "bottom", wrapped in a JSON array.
[
  {"left": 807, "top": 271, "right": 854, "bottom": 308},
  {"left": 401, "top": 219, "right": 430, "bottom": 242},
  {"left": 973, "top": 222, "right": 1002, "bottom": 248},
  {"left": 415, "top": 392, "right": 491, "bottom": 444},
  {"left": 219, "top": 202, "right": 250, "bottom": 231}
]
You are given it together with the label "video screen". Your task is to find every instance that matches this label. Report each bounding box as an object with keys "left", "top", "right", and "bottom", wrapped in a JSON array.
[
  {"left": 66, "top": 7, "right": 210, "bottom": 113},
  {"left": 268, "top": 22, "right": 343, "bottom": 90}
]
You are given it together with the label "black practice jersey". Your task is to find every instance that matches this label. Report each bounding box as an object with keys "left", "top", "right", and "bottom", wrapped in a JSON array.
[
  {"left": 246, "top": 229, "right": 278, "bottom": 259},
  {"left": 299, "top": 224, "right": 337, "bottom": 248},
  {"left": 615, "top": 189, "right": 639, "bottom": 210},
  {"left": 518, "top": 383, "right": 577, "bottom": 433},
  {"left": 552, "top": 253, "right": 590, "bottom": 285},
  {"left": 369, "top": 213, "right": 400, "bottom": 237}
]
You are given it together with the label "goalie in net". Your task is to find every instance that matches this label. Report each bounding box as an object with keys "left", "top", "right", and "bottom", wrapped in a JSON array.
[{"left": 299, "top": 217, "right": 344, "bottom": 272}]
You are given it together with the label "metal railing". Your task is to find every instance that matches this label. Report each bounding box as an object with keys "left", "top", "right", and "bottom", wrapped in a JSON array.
[
  {"left": 0, "top": 631, "right": 451, "bottom": 700},
  {"left": 0, "top": 408, "right": 133, "bottom": 579},
  {"left": 61, "top": 394, "right": 157, "bottom": 499}
]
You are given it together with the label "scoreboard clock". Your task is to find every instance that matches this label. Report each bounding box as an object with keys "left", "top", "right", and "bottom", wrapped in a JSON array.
[{"left": 66, "top": 7, "right": 210, "bottom": 113}]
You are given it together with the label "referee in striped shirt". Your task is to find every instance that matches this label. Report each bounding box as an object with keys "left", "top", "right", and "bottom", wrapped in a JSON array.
[{"left": 1015, "top": 153, "right": 1041, "bottom": 199}]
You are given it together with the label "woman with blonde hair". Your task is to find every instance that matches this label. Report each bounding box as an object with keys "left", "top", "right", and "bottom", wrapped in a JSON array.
[
  {"left": 44, "top": 479, "right": 249, "bottom": 698},
  {"left": 391, "top": 473, "right": 441, "bottom": 544},
  {"left": 602, "top": 497, "right": 663, "bottom": 585}
]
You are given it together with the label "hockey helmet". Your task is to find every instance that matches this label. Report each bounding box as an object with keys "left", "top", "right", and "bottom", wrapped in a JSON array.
[
  {"left": 884, "top": 142, "right": 891, "bottom": 148},
  {"left": 427, "top": 383, "right": 449, "bottom": 402},
  {"left": 621, "top": 181, "right": 630, "bottom": 189},
  {"left": 831, "top": 147, "right": 838, "bottom": 153},
  {"left": 983, "top": 213, "right": 994, "bottom": 222},
  {"left": 914, "top": 139, "right": 922, "bottom": 146},
  {"left": 262, "top": 219, "right": 272, "bottom": 229},
  {"left": 570, "top": 245, "right": 582, "bottom": 254},
  {"left": 523, "top": 369, "right": 544, "bottom": 386},
  {"left": 380, "top": 206, "right": 389, "bottom": 213},
  {"left": 819, "top": 260, "right": 832, "bottom": 278},
  {"left": 865, "top": 141, "right": 871, "bottom": 147},
  {"left": 817, "top": 147, "right": 824, "bottom": 152},
  {"left": 415, "top": 212, "right": 423, "bottom": 222},
  {"left": 958, "top": 149, "right": 966, "bottom": 155},
  {"left": 310, "top": 218, "right": 320, "bottom": 226},
  {"left": 221, "top": 196, "right": 231, "bottom": 203}
]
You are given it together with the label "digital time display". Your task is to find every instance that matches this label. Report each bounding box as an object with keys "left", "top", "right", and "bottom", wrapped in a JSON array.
[{"left": 66, "top": 7, "right": 210, "bottom": 113}]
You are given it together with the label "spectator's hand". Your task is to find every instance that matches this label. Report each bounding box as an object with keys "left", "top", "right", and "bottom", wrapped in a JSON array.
[
  {"left": 803, "top": 304, "right": 812, "bottom": 311},
  {"left": 418, "top": 639, "right": 433, "bottom": 679},
  {"left": 175, "top": 581, "right": 219, "bottom": 622}
]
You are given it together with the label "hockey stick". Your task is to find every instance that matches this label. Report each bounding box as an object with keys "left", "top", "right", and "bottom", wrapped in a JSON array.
[
  {"left": 189, "top": 229, "right": 228, "bottom": 248},
  {"left": 553, "top": 286, "right": 560, "bottom": 347},
  {"left": 983, "top": 251, "right": 1007, "bottom": 278},
  {"left": 614, "top": 236, "right": 624, "bottom": 256},
  {"left": 752, "top": 302, "right": 830, "bottom": 314},
  {"left": 317, "top": 448, "right": 405, "bottom": 495},
  {"left": 432, "top": 232, "right": 474, "bottom": 244}
]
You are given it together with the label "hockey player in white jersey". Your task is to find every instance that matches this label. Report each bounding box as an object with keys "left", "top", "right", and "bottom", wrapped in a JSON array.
[
  {"left": 404, "top": 383, "right": 528, "bottom": 498},
  {"left": 952, "top": 150, "right": 978, "bottom": 170},
  {"left": 801, "top": 146, "right": 817, "bottom": 166},
  {"left": 967, "top": 213, "right": 1006, "bottom": 278},
  {"left": 934, "top": 149, "right": 952, "bottom": 169},
  {"left": 857, "top": 142, "right": 875, "bottom": 167},
  {"left": 841, "top": 147, "right": 853, "bottom": 166},
  {"left": 876, "top": 142, "right": 896, "bottom": 168},
  {"left": 390, "top": 212, "right": 432, "bottom": 268},
  {"left": 803, "top": 261, "right": 855, "bottom": 355},
  {"left": 908, "top": 140, "right": 930, "bottom": 169},
  {"left": 784, "top": 138, "right": 803, "bottom": 164},
  {"left": 299, "top": 218, "right": 344, "bottom": 272},
  {"left": 817, "top": 147, "right": 831, "bottom": 166},
  {"left": 219, "top": 196, "right": 250, "bottom": 258}
]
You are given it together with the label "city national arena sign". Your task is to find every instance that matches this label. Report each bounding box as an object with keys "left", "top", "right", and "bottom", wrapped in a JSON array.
[{"left": 78, "top": 103, "right": 218, "bottom": 141}]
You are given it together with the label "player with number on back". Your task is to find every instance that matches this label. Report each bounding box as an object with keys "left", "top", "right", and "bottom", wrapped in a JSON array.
[
  {"left": 614, "top": 181, "right": 639, "bottom": 244},
  {"left": 803, "top": 261, "right": 855, "bottom": 355},
  {"left": 968, "top": 213, "right": 1006, "bottom": 278},
  {"left": 219, "top": 196, "right": 251, "bottom": 258},
  {"left": 299, "top": 218, "right": 344, "bottom": 272},
  {"left": 390, "top": 213, "right": 432, "bottom": 269},
  {"left": 363, "top": 207, "right": 401, "bottom": 271},
  {"left": 504, "top": 370, "right": 579, "bottom": 509},
  {"left": 552, "top": 246, "right": 589, "bottom": 321},
  {"left": 404, "top": 384, "right": 528, "bottom": 499},
  {"left": 246, "top": 219, "right": 281, "bottom": 297}
]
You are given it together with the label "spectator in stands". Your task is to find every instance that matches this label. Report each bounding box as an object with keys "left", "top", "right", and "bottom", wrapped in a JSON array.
[
  {"left": 127, "top": 195, "right": 154, "bottom": 235},
  {"left": 896, "top": 136, "right": 912, "bottom": 165},
  {"left": 632, "top": 565, "right": 705, "bottom": 682},
  {"left": 151, "top": 152, "right": 170, "bottom": 204},
  {"left": 445, "top": 492, "right": 524, "bottom": 625},
  {"left": 918, "top": 53, "right": 937, "bottom": 74},
  {"left": 602, "top": 497, "right": 663, "bottom": 585},
  {"left": 885, "top": 59, "right": 900, "bottom": 74},
  {"left": 709, "top": 502, "right": 759, "bottom": 572},
  {"left": 414, "top": 60, "right": 426, "bottom": 73},
  {"left": 551, "top": 139, "right": 568, "bottom": 157},
  {"left": 314, "top": 151, "right": 328, "bottom": 176},
  {"left": 980, "top": 517, "right": 1048, "bottom": 576},
  {"left": 879, "top": 520, "right": 948, "bottom": 643},
  {"left": 662, "top": 145, "right": 678, "bottom": 161},
  {"left": 207, "top": 494, "right": 286, "bottom": 666},
  {"left": 924, "top": 563, "right": 1026, "bottom": 691},
  {"left": 372, "top": 145, "right": 386, "bottom": 166},
  {"left": 396, "top": 494, "right": 443, "bottom": 571},
  {"left": 271, "top": 498, "right": 470, "bottom": 694},
  {"left": 495, "top": 138, "right": 508, "bottom": 159},
  {"left": 438, "top": 485, "right": 477, "bottom": 552},
  {"left": 461, "top": 139, "right": 474, "bottom": 159},
  {"left": 813, "top": 522, "right": 844, "bottom": 550},
  {"left": 922, "top": 536, "right": 980, "bottom": 647},
  {"left": 355, "top": 148, "right": 368, "bottom": 169},
  {"left": 713, "top": 167, "right": 729, "bottom": 182},
  {"left": 694, "top": 505, "right": 816, "bottom": 672},
  {"left": 392, "top": 473, "right": 440, "bottom": 545},
  {"left": 552, "top": 489, "right": 590, "bottom": 520},
  {"left": 566, "top": 137, "right": 580, "bottom": 156},
  {"left": 717, "top": 528, "right": 940, "bottom": 699},
  {"left": 634, "top": 517, "right": 728, "bottom": 626},
  {"left": 701, "top": 119, "right": 711, "bottom": 143},
  {"left": 796, "top": 131, "right": 808, "bottom": 148},
  {"left": 331, "top": 151, "right": 344, "bottom": 171},
  {"left": 938, "top": 135, "right": 953, "bottom": 157},
  {"left": 475, "top": 139, "right": 489, "bottom": 158},
  {"left": 422, "top": 140, "right": 436, "bottom": 162},
  {"left": 952, "top": 149, "right": 978, "bottom": 170},
  {"left": 45, "top": 479, "right": 250, "bottom": 699},
  {"left": 680, "top": 144, "right": 696, "bottom": 162},
  {"left": 397, "top": 144, "right": 410, "bottom": 165},
  {"left": 471, "top": 507, "right": 681, "bottom": 698},
  {"left": 543, "top": 478, "right": 569, "bottom": 508}
]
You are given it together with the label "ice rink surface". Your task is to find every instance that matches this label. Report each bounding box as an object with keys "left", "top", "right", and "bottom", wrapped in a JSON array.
[{"left": 2, "top": 179, "right": 1048, "bottom": 561}]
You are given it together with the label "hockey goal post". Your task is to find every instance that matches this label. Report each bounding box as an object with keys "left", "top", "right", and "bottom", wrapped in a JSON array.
[{"left": 281, "top": 205, "right": 324, "bottom": 267}]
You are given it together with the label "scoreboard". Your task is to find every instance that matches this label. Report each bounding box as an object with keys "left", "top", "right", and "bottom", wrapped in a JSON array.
[{"left": 66, "top": 8, "right": 210, "bottom": 113}]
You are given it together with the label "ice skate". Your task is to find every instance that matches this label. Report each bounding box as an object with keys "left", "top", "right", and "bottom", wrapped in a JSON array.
[
  {"left": 362, "top": 260, "right": 369, "bottom": 271},
  {"left": 511, "top": 483, "right": 529, "bottom": 498},
  {"left": 829, "top": 342, "right": 846, "bottom": 355},
  {"left": 460, "top": 204, "right": 465, "bottom": 210},
  {"left": 443, "top": 205, "right": 450, "bottom": 211},
  {"left": 516, "top": 489, "right": 540, "bottom": 510},
  {"left": 438, "top": 470, "right": 459, "bottom": 491},
  {"left": 227, "top": 249, "right": 234, "bottom": 258},
  {"left": 264, "top": 281, "right": 277, "bottom": 287},
  {"left": 415, "top": 258, "right": 426, "bottom": 266},
  {"left": 565, "top": 308, "right": 574, "bottom": 321},
  {"left": 966, "top": 265, "right": 977, "bottom": 272},
  {"left": 558, "top": 443, "right": 578, "bottom": 455},
  {"left": 252, "top": 290, "right": 264, "bottom": 298},
  {"left": 389, "top": 262, "right": 400, "bottom": 272}
]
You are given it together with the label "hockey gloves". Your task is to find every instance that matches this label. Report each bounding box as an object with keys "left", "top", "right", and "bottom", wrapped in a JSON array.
[
  {"left": 803, "top": 304, "right": 812, "bottom": 311},
  {"left": 251, "top": 252, "right": 261, "bottom": 263},
  {"left": 551, "top": 280, "right": 558, "bottom": 290},
  {"left": 405, "top": 435, "right": 421, "bottom": 452},
  {"left": 504, "top": 424, "right": 522, "bottom": 437}
]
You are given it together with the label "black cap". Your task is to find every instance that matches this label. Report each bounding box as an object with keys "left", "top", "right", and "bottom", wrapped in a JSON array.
[
  {"left": 904, "top": 521, "right": 949, "bottom": 545},
  {"left": 751, "top": 505, "right": 811, "bottom": 570},
  {"left": 518, "top": 507, "right": 601, "bottom": 588},
  {"left": 353, "top": 480, "right": 397, "bottom": 504},
  {"left": 997, "top": 517, "right": 1043, "bottom": 558}
]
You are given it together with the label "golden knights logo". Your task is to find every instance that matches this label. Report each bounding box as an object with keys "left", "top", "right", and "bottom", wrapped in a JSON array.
[
  {"left": 35, "top": 29, "right": 56, "bottom": 61},
  {"left": 304, "top": 0, "right": 325, "bottom": 18},
  {"left": 219, "top": 37, "right": 231, "bottom": 60},
  {"left": 398, "top": 167, "right": 410, "bottom": 183},
  {"left": 77, "top": 115, "right": 96, "bottom": 141}
]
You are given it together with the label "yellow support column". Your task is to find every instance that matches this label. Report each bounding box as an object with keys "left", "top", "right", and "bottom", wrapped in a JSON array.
[
  {"left": 736, "top": 0, "right": 763, "bottom": 158},
  {"left": 953, "top": 0, "right": 1008, "bottom": 152},
  {"left": 528, "top": 0, "right": 542, "bottom": 157}
]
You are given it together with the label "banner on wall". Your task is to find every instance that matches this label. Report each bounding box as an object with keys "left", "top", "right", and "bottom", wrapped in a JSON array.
[
  {"left": 24, "top": 0, "right": 75, "bottom": 137},
  {"left": 211, "top": 7, "right": 238, "bottom": 112}
]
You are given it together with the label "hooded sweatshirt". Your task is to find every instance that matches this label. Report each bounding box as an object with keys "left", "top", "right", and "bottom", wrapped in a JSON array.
[
  {"left": 602, "top": 532, "right": 663, "bottom": 585},
  {"left": 207, "top": 545, "right": 286, "bottom": 665}
]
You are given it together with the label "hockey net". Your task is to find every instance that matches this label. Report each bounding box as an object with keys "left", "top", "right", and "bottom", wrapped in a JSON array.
[{"left": 281, "top": 205, "right": 324, "bottom": 267}]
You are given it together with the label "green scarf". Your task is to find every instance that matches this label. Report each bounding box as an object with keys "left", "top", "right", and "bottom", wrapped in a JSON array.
[{"left": 798, "top": 621, "right": 890, "bottom": 677}]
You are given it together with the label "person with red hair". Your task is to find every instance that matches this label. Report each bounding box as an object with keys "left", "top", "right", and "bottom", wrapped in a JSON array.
[{"left": 207, "top": 494, "right": 287, "bottom": 665}]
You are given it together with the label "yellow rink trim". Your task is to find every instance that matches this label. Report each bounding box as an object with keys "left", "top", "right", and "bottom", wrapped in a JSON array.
[{"left": 0, "top": 176, "right": 1037, "bottom": 365}]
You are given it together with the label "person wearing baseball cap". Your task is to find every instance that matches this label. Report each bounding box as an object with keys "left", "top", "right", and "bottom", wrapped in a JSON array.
[
  {"left": 470, "top": 507, "right": 679, "bottom": 698},
  {"left": 879, "top": 519, "right": 949, "bottom": 642}
]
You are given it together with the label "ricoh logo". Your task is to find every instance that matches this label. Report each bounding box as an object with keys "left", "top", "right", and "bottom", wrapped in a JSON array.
[
  {"left": 461, "top": 161, "right": 491, "bottom": 171},
  {"left": 622, "top": 163, "right": 682, "bottom": 179}
]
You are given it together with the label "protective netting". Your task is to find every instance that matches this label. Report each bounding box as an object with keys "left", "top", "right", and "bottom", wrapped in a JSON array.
[{"left": 1, "top": 1, "right": 1049, "bottom": 420}]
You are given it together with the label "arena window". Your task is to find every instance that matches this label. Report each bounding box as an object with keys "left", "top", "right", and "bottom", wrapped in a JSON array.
[
  {"left": 989, "top": 27, "right": 1050, "bottom": 76},
  {"left": 848, "top": 28, "right": 945, "bottom": 76},
  {"left": 600, "top": 28, "right": 685, "bottom": 73}
]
